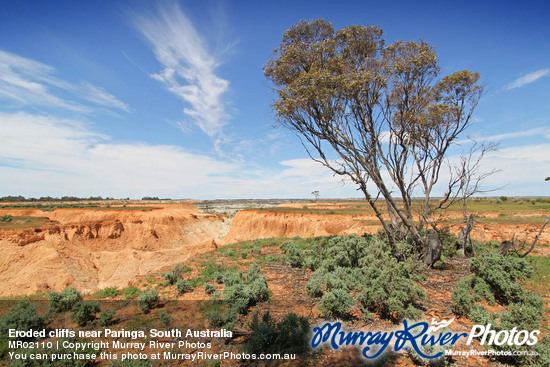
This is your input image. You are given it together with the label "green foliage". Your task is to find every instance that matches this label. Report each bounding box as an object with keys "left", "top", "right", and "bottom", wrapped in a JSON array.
[
  {"left": 280, "top": 241, "right": 304, "bottom": 267},
  {"left": 358, "top": 260, "right": 425, "bottom": 320},
  {"left": 71, "top": 301, "right": 100, "bottom": 326},
  {"left": 94, "top": 286, "right": 119, "bottom": 298},
  {"left": 175, "top": 279, "right": 191, "bottom": 294},
  {"left": 206, "top": 265, "right": 270, "bottom": 329},
  {"left": 246, "top": 312, "right": 310, "bottom": 355},
  {"left": 137, "top": 289, "right": 160, "bottom": 314},
  {"left": 47, "top": 287, "right": 82, "bottom": 314},
  {"left": 319, "top": 288, "right": 355, "bottom": 319},
  {"left": 163, "top": 264, "right": 186, "bottom": 285},
  {"left": 204, "top": 283, "right": 216, "bottom": 295},
  {"left": 451, "top": 253, "right": 548, "bottom": 366},
  {"left": 97, "top": 309, "right": 116, "bottom": 326},
  {"left": 288, "top": 235, "right": 425, "bottom": 320},
  {"left": 0, "top": 214, "right": 12, "bottom": 222},
  {"left": 470, "top": 253, "right": 532, "bottom": 304},
  {"left": 306, "top": 277, "right": 323, "bottom": 297},
  {"left": 157, "top": 311, "right": 173, "bottom": 329},
  {"left": 0, "top": 302, "right": 48, "bottom": 344},
  {"left": 123, "top": 286, "right": 140, "bottom": 299}
]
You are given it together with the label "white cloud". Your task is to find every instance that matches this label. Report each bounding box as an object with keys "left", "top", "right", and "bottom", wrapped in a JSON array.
[
  {"left": 0, "top": 50, "right": 130, "bottom": 113},
  {"left": 0, "top": 112, "right": 236, "bottom": 198},
  {"left": 456, "top": 126, "right": 550, "bottom": 145},
  {"left": 506, "top": 68, "right": 550, "bottom": 90},
  {"left": 133, "top": 2, "right": 230, "bottom": 138}
]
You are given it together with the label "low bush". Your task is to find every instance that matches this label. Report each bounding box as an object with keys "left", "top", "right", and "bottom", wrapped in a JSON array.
[
  {"left": 71, "top": 301, "right": 100, "bottom": 326},
  {"left": 284, "top": 235, "right": 426, "bottom": 321},
  {"left": 175, "top": 279, "right": 191, "bottom": 295},
  {"left": 0, "top": 214, "right": 12, "bottom": 222},
  {"left": 319, "top": 288, "right": 355, "bottom": 319},
  {"left": 94, "top": 287, "right": 119, "bottom": 298},
  {"left": 451, "top": 253, "right": 547, "bottom": 366},
  {"left": 47, "top": 287, "right": 83, "bottom": 314},
  {"left": 98, "top": 309, "right": 116, "bottom": 326},
  {"left": 0, "top": 302, "right": 48, "bottom": 344},
  {"left": 204, "top": 283, "right": 216, "bottom": 295},
  {"left": 163, "top": 264, "right": 186, "bottom": 285},
  {"left": 123, "top": 286, "right": 140, "bottom": 299},
  {"left": 469, "top": 253, "right": 532, "bottom": 304},
  {"left": 157, "top": 311, "right": 173, "bottom": 329},
  {"left": 246, "top": 312, "right": 310, "bottom": 355},
  {"left": 137, "top": 289, "right": 160, "bottom": 314}
]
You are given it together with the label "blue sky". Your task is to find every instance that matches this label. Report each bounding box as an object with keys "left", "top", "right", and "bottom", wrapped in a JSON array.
[{"left": 0, "top": 0, "right": 549, "bottom": 199}]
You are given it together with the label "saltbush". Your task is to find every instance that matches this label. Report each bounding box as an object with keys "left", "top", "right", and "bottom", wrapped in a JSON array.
[
  {"left": 175, "top": 279, "right": 191, "bottom": 294},
  {"left": 289, "top": 235, "right": 426, "bottom": 320},
  {"left": 319, "top": 288, "right": 355, "bottom": 319},
  {"left": 246, "top": 312, "right": 310, "bottom": 355},
  {"left": 137, "top": 289, "right": 160, "bottom": 314},
  {"left": 451, "top": 253, "right": 547, "bottom": 366},
  {"left": 98, "top": 309, "right": 116, "bottom": 326},
  {"left": 469, "top": 253, "right": 532, "bottom": 304},
  {"left": 163, "top": 264, "right": 185, "bottom": 285},
  {"left": 47, "top": 287, "right": 82, "bottom": 314},
  {"left": 71, "top": 301, "right": 100, "bottom": 326},
  {"left": 0, "top": 302, "right": 48, "bottom": 342}
]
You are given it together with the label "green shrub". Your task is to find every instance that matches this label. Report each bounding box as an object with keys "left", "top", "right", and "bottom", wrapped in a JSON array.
[
  {"left": 163, "top": 264, "right": 186, "bottom": 285},
  {"left": 451, "top": 253, "right": 548, "bottom": 366},
  {"left": 306, "top": 277, "right": 323, "bottom": 297},
  {"left": 0, "top": 214, "right": 12, "bottom": 222},
  {"left": 0, "top": 302, "right": 48, "bottom": 343},
  {"left": 319, "top": 288, "right": 355, "bottom": 319},
  {"left": 123, "top": 286, "right": 140, "bottom": 299},
  {"left": 451, "top": 276, "right": 475, "bottom": 317},
  {"left": 157, "top": 311, "right": 173, "bottom": 329},
  {"left": 71, "top": 301, "right": 100, "bottom": 326},
  {"left": 47, "top": 287, "right": 82, "bottom": 314},
  {"left": 469, "top": 253, "right": 532, "bottom": 304},
  {"left": 282, "top": 235, "right": 426, "bottom": 321},
  {"left": 175, "top": 279, "right": 191, "bottom": 294},
  {"left": 94, "top": 286, "right": 120, "bottom": 298},
  {"left": 246, "top": 312, "right": 310, "bottom": 355},
  {"left": 204, "top": 283, "right": 216, "bottom": 295},
  {"left": 280, "top": 242, "right": 304, "bottom": 267},
  {"left": 98, "top": 309, "right": 116, "bottom": 326},
  {"left": 137, "top": 289, "right": 160, "bottom": 314}
]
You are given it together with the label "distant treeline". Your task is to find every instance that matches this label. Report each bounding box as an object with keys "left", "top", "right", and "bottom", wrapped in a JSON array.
[{"left": 0, "top": 196, "right": 170, "bottom": 202}]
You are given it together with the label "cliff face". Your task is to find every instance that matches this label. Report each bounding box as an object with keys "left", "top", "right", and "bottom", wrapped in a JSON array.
[
  {"left": 221, "top": 210, "right": 381, "bottom": 245},
  {"left": 222, "top": 209, "right": 550, "bottom": 247},
  {"left": 0, "top": 205, "right": 229, "bottom": 296}
]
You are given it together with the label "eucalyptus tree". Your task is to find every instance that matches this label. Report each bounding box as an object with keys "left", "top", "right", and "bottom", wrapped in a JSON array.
[{"left": 265, "top": 19, "right": 487, "bottom": 263}]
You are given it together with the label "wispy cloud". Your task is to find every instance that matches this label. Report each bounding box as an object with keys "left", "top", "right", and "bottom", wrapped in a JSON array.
[
  {"left": 0, "top": 50, "right": 130, "bottom": 113},
  {"left": 133, "top": 1, "right": 230, "bottom": 138},
  {"left": 457, "top": 126, "right": 550, "bottom": 145},
  {"left": 506, "top": 68, "right": 550, "bottom": 90}
]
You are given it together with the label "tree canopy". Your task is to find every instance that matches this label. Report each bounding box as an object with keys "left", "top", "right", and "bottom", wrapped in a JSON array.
[{"left": 265, "top": 19, "right": 485, "bottom": 258}]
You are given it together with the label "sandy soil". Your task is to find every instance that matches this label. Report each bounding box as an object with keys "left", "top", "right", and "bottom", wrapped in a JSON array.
[{"left": 0, "top": 204, "right": 230, "bottom": 296}]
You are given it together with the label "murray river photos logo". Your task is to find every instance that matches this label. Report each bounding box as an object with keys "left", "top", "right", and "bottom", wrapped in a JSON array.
[{"left": 310, "top": 318, "right": 540, "bottom": 359}]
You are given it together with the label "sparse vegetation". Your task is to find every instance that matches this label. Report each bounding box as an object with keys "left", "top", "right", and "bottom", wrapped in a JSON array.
[
  {"left": 452, "top": 253, "right": 548, "bottom": 366},
  {"left": 137, "top": 289, "right": 160, "bottom": 314},
  {"left": 246, "top": 311, "right": 310, "bottom": 355},
  {"left": 47, "top": 287, "right": 83, "bottom": 314},
  {"left": 280, "top": 235, "right": 425, "bottom": 320}
]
